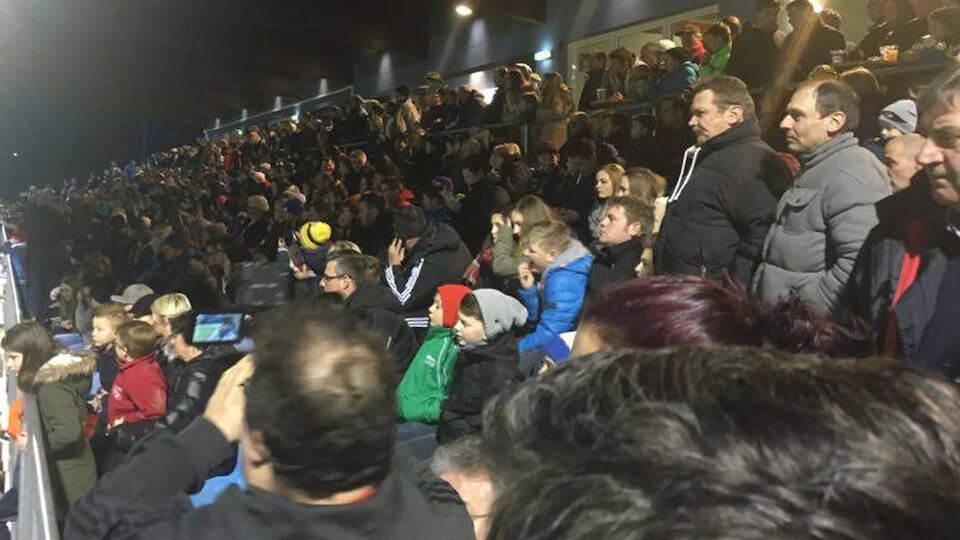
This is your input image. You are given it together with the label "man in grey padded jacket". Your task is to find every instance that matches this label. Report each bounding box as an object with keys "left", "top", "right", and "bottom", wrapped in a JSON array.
[{"left": 753, "top": 80, "right": 891, "bottom": 315}]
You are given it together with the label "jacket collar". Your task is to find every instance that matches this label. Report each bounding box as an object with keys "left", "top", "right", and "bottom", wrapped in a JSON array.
[
  {"left": 602, "top": 236, "right": 645, "bottom": 261},
  {"left": 797, "top": 132, "right": 859, "bottom": 169},
  {"left": 34, "top": 353, "right": 95, "bottom": 384},
  {"left": 701, "top": 121, "right": 760, "bottom": 154}
]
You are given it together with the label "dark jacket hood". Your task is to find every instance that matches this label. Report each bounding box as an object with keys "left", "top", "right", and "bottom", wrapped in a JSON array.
[{"left": 410, "top": 223, "right": 466, "bottom": 259}]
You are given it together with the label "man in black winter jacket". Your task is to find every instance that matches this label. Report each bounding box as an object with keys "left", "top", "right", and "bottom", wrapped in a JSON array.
[
  {"left": 847, "top": 67, "right": 960, "bottom": 378},
  {"left": 782, "top": 0, "right": 846, "bottom": 81},
  {"left": 454, "top": 154, "right": 498, "bottom": 255},
  {"left": 725, "top": 0, "right": 781, "bottom": 89},
  {"left": 324, "top": 253, "right": 417, "bottom": 378},
  {"left": 587, "top": 195, "right": 654, "bottom": 299},
  {"left": 66, "top": 305, "right": 474, "bottom": 540},
  {"left": 385, "top": 206, "right": 471, "bottom": 330},
  {"left": 653, "top": 76, "right": 790, "bottom": 287},
  {"left": 578, "top": 52, "right": 608, "bottom": 111},
  {"left": 655, "top": 76, "right": 790, "bottom": 287},
  {"left": 847, "top": 181, "right": 960, "bottom": 365}
]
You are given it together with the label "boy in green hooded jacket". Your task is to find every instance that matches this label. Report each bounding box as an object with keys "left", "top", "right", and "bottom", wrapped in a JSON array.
[{"left": 397, "top": 284, "right": 472, "bottom": 423}]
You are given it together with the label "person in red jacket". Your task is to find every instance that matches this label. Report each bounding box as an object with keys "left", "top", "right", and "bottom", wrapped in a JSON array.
[{"left": 108, "top": 321, "right": 166, "bottom": 432}]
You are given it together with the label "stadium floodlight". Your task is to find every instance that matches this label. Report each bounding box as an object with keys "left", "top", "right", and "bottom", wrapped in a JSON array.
[{"left": 455, "top": 3, "right": 473, "bottom": 17}]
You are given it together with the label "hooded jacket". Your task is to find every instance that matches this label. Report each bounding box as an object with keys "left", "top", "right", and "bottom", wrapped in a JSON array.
[
  {"left": 437, "top": 333, "right": 523, "bottom": 444},
  {"left": 518, "top": 240, "right": 594, "bottom": 352},
  {"left": 654, "top": 121, "right": 790, "bottom": 286},
  {"left": 384, "top": 224, "right": 471, "bottom": 328},
  {"left": 396, "top": 326, "right": 459, "bottom": 424},
  {"left": 66, "top": 418, "right": 474, "bottom": 540},
  {"left": 753, "top": 133, "right": 890, "bottom": 315},
  {"left": 33, "top": 352, "right": 97, "bottom": 518},
  {"left": 109, "top": 353, "right": 167, "bottom": 427},
  {"left": 344, "top": 281, "right": 418, "bottom": 377},
  {"left": 699, "top": 44, "right": 732, "bottom": 79},
  {"left": 645, "top": 61, "right": 699, "bottom": 102}
]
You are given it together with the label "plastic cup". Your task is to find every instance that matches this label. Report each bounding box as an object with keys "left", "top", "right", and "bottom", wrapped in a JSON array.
[
  {"left": 880, "top": 45, "right": 899, "bottom": 63},
  {"left": 596, "top": 88, "right": 608, "bottom": 102}
]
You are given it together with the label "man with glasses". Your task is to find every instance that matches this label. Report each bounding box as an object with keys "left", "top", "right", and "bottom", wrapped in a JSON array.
[{"left": 322, "top": 253, "right": 416, "bottom": 377}]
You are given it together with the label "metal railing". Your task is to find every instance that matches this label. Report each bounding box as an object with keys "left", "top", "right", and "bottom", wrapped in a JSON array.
[
  {"left": 0, "top": 225, "right": 59, "bottom": 540},
  {"left": 328, "top": 61, "right": 951, "bottom": 158}
]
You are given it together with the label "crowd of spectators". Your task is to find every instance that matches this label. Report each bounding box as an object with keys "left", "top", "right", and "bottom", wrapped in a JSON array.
[{"left": 0, "top": 0, "right": 958, "bottom": 538}]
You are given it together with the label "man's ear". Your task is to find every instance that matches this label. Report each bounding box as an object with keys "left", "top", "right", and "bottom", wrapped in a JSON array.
[
  {"left": 245, "top": 428, "right": 273, "bottom": 468},
  {"left": 826, "top": 110, "right": 848, "bottom": 136},
  {"left": 628, "top": 221, "right": 643, "bottom": 237},
  {"left": 724, "top": 105, "right": 745, "bottom": 125}
]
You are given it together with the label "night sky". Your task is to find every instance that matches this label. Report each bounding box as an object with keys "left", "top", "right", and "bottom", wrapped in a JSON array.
[{"left": 0, "top": 89, "right": 199, "bottom": 199}]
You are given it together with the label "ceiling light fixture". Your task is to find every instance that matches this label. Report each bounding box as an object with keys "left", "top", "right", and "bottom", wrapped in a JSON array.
[{"left": 455, "top": 3, "right": 474, "bottom": 17}]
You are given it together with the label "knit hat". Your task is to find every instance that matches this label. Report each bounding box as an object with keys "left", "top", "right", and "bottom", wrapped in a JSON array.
[
  {"left": 298, "top": 221, "right": 332, "bottom": 251},
  {"left": 247, "top": 195, "right": 270, "bottom": 213},
  {"left": 393, "top": 205, "right": 429, "bottom": 240},
  {"left": 471, "top": 289, "right": 528, "bottom": 339},
  {"left": 437, "top": 284, "right": 472, "bottom": 328},
  {"left": 432, "top": 176, "right": 455, "bottom": 193},
  {"left": 878, "top": 99, "right": 918, "bottom": 135},
  {"left": 395, "top": 188, "right": 416, "bottom": 208}
]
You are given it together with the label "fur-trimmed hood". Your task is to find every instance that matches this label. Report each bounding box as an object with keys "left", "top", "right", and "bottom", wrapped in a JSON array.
[{"left": 34, "top": 352, "right": 96, "bottom": 385}]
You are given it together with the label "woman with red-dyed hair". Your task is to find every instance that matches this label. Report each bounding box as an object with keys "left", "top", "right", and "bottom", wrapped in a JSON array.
[{"left": 571, "top": 275, "right": 866, "bottom": 358}]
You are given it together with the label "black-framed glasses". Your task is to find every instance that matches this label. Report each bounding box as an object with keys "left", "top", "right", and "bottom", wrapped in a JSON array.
[{"left": 321, "top": 273, "right": 346, "bottom": 282}]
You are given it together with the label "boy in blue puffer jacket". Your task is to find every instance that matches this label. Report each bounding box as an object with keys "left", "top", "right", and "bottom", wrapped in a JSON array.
[{"left": 517, "top": 221, "right": 593, "bottom": 366}]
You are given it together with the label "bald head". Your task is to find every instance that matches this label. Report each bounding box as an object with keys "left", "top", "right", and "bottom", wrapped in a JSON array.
[{"left": 884, "top": 134, "right": 925, "bottom": 192}]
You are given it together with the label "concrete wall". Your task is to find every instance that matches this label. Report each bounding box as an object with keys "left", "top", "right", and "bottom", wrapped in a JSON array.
[{"left": 352, "top": 0, "right": 756, "bottom": 97}]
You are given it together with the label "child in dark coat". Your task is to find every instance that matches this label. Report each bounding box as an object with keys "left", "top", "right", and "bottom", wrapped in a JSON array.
[{"left": 437, "top": 289, "right": 527, "bottom": 443}]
